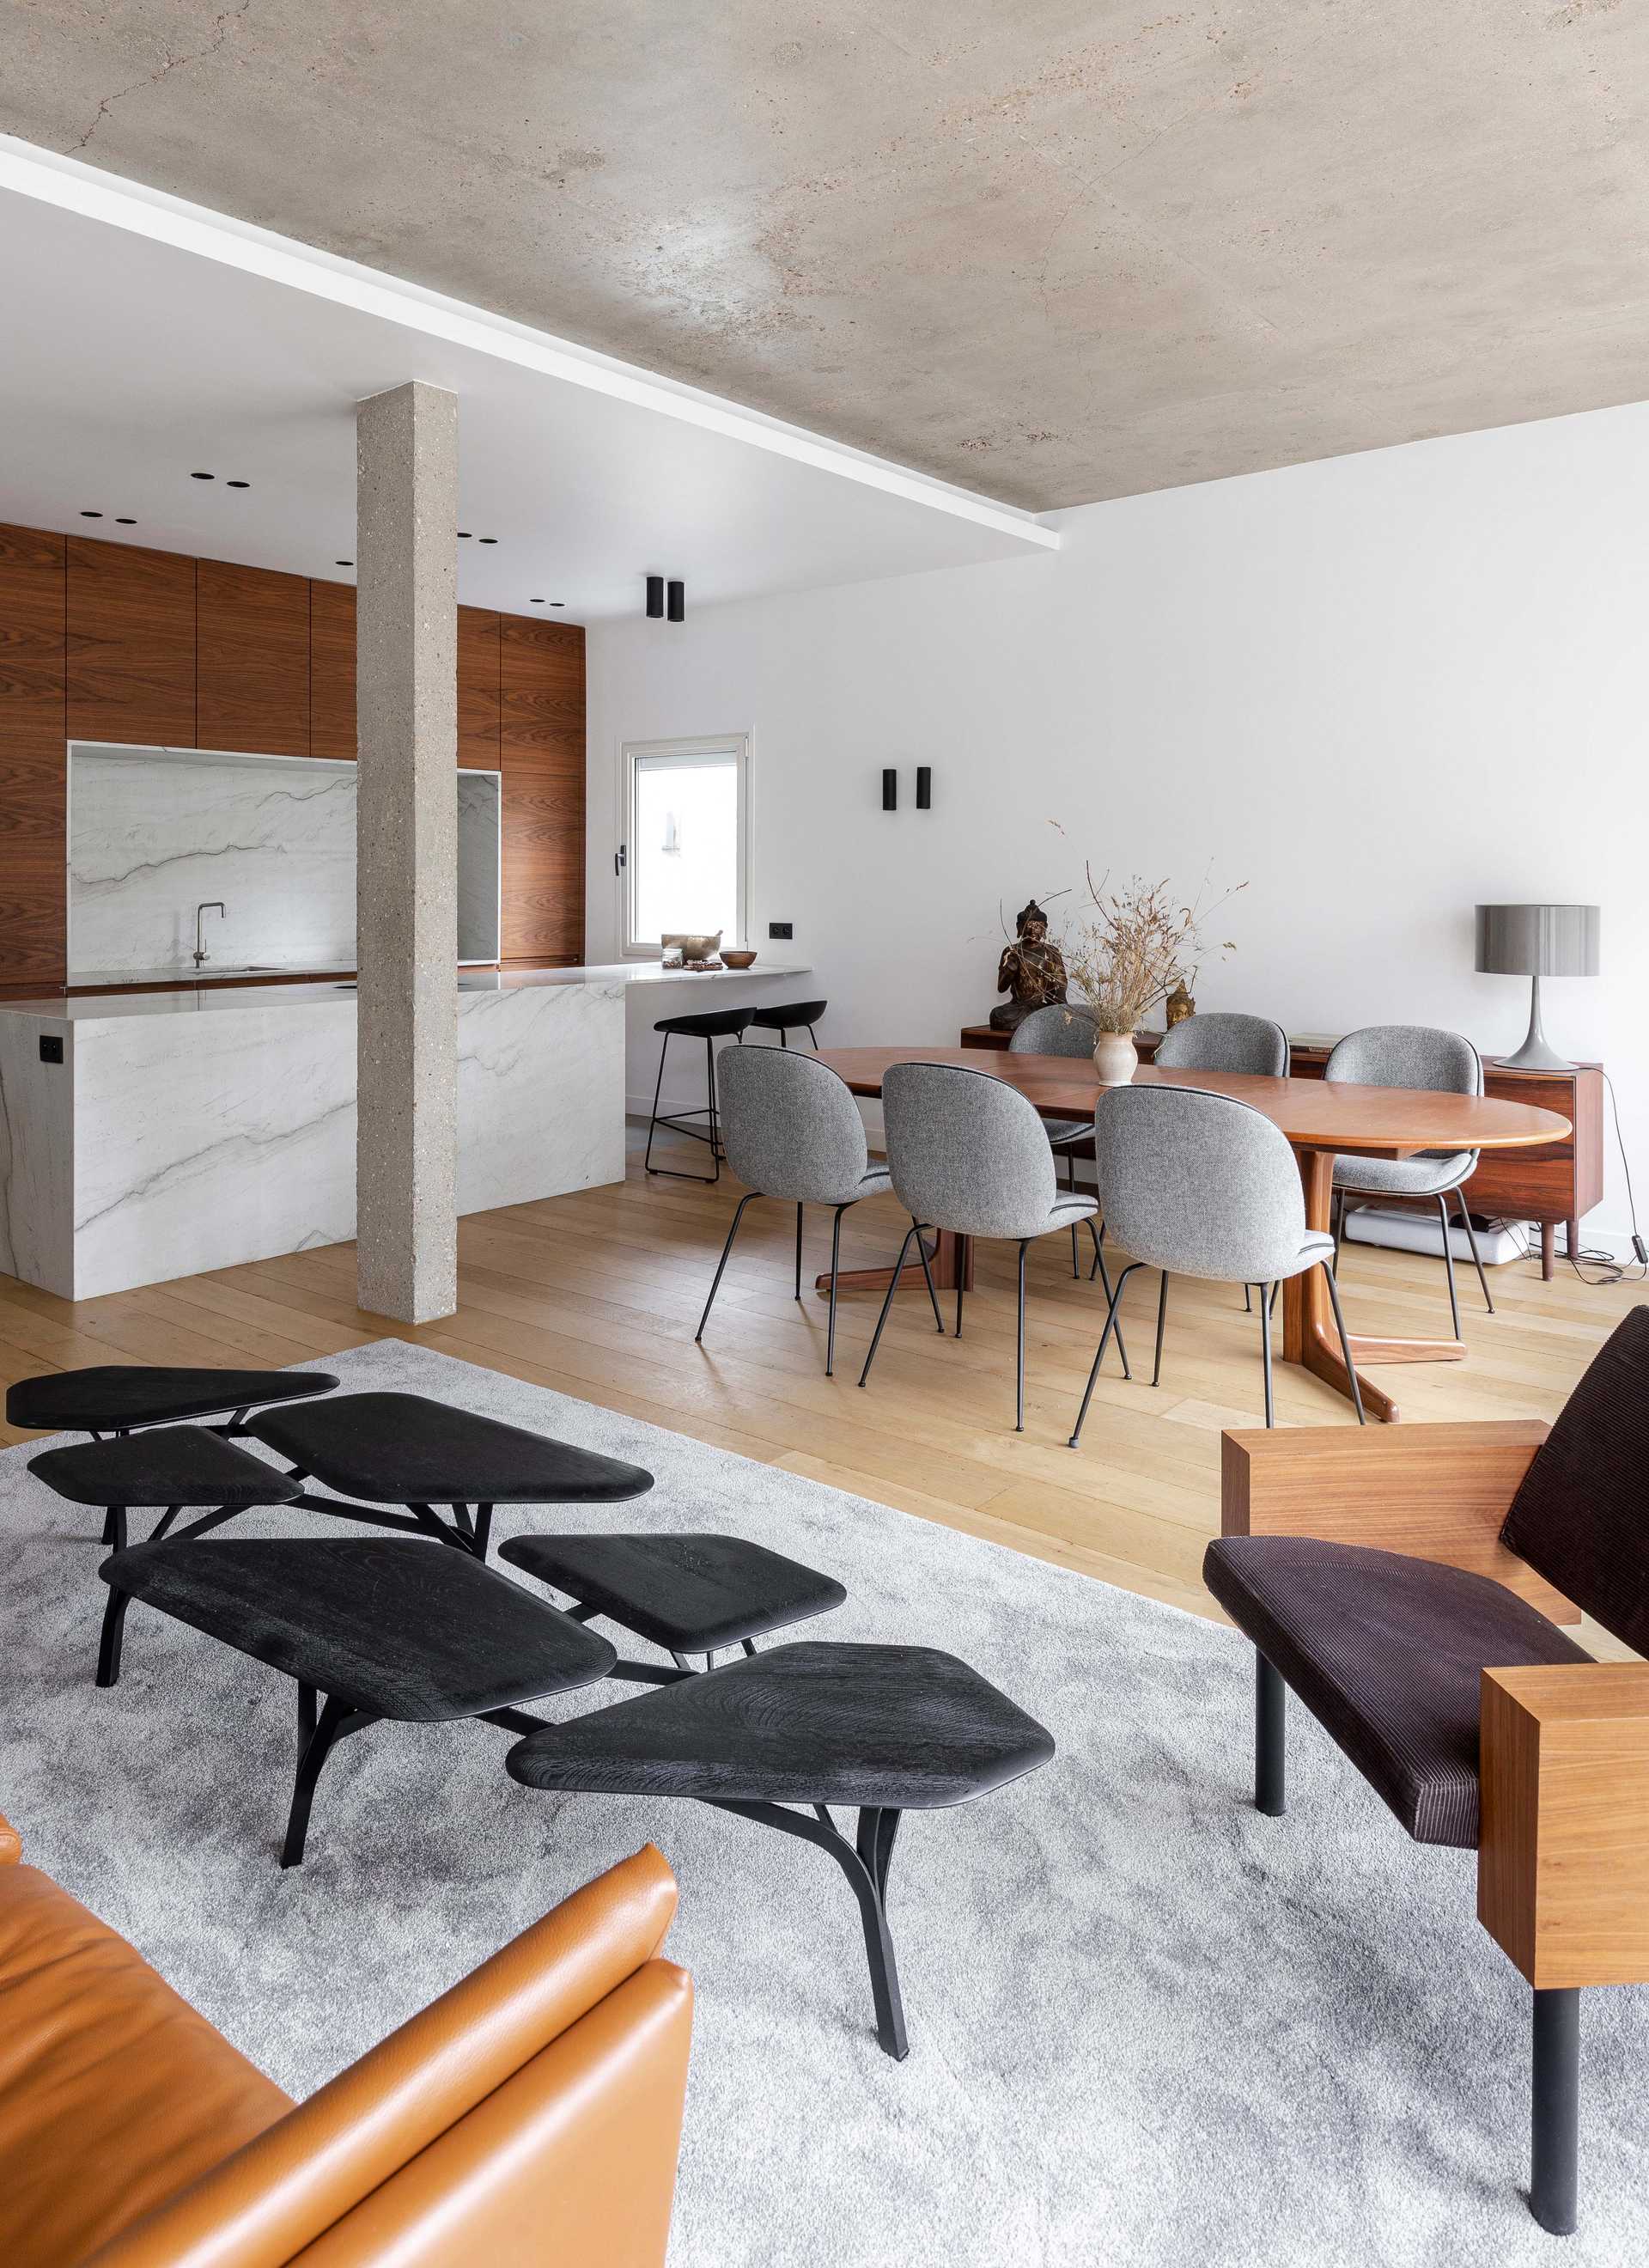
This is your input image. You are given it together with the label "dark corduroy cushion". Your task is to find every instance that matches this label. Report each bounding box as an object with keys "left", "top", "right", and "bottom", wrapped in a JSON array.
[
  {"left": 1500, "top": 1304, "right": 1649, "bottom": 1655},
  {"left": 5, "top": 1365, "right": 338, "bottom": 1434},
  {"left": 1204, "top": 1535, "right": 1591, "bottom": 1848}
]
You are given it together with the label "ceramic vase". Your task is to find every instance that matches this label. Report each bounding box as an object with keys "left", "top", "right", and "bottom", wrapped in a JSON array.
[{"left": 1092, "top": 1030, "right": 1139, "bottom": 1088}]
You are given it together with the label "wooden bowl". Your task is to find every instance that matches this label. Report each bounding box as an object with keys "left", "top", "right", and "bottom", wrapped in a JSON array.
[{"left": 721, "top": 948, "right": 758, "bottom": 969}]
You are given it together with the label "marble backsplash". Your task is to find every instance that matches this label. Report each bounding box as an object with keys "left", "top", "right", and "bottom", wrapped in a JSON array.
[{"left": 68, "top": 743, "right": 502, "bottom": 975}]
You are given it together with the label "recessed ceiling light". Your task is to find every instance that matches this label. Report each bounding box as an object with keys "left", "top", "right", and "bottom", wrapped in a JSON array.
[
  {"left": 478, "top": 535, "right": 497, "bottom": 545},
  {"left": 80, "top": 509, "right": 102, "bottom": 517},
  {"left": 191, "top": 471, "right": 215, "bottom": 480},
  {"left": 226, "top": 479, "right": 250, "bottom": 489},
  {"left": 115, "top": 517, "right": 137, "bottom": 525}
]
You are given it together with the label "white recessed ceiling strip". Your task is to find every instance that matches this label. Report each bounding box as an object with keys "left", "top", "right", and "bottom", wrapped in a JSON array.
[{"left": 0, "top": 135, "right": 1058, "bottom": 552}]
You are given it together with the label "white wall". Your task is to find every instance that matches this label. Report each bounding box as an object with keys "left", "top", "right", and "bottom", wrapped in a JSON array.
[{"left": 587, "top": 402, "right": 1649, "bottom": 1247}]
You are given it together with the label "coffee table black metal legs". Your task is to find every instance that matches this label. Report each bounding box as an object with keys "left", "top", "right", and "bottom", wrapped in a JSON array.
[
  {"left": 284, "top": 1690, "right": 374, "bottom": 1868},
  {"left": 708, "top": 1796, "right": 910, "bottom": 2058}
]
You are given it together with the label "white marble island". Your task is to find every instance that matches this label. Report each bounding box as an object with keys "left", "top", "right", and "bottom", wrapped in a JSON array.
[{"left": 0, "top": 960, "right": 815, "bottom": 1302}]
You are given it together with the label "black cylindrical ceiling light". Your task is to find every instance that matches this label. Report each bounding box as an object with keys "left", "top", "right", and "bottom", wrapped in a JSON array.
[
  {"left": 645, "top": 574, "right": 665, "bottom": 619},
  {"left": 882, "top": 769, "right": 898, "bottom": 811},
  {"left": 916, "top": 765, "right": 932, "bottom": 809},
  {"left": 666, "top": 578, "right": 685, "bottom": 622}
]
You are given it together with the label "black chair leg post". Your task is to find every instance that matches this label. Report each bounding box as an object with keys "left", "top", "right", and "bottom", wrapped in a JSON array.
[
  {"left": 1085, "top": 1221, "right": 1131, "bottom": 1378},
  {"left": 95, "top": 1584, "right": 132, "bottom": 1688},
  {"left": 282, "top": 1694, "right": 370, "bottom": 1869},
  {"left": 826, "top": 1204, "right": 848, "bottom": 1377},
  {"left": 1015, "top": 1240, "right": 1029, "bottom": 1433},
  {"left": 1437, "top": 1192, "right": 1463, "bottom": 1339},
  {"left": 858, "top": 1223, "right": 923, "bottom": 1389},
  {"left": 1321, "top": 1263, "right": 1366, "bottom": 1424},
  {"left": 642, "top": 1033, "right": 671, "bottom": 1179},
  {"left": 1333, "top": 1190, "right": 1348, "bottom": 1276},
  {"left": 1064, "top": 1153, "right": 1080, "bottom": 1279},
  {"left": 696, "top": 1192, "right": 758, "bottom": 1344},
  {"left": 954, "top": 1234, "right": 967, "bottom": 1338},
  {"left": 794, "top": 1203, "right": 804, "bottom": 1300},
  {"left": 1152, "top": 1271, "right": 1170, "bottom": 1388},
  {"left": 1068, "top": 1262, "right": 1142, "bottom": 1448},
  {"left": 1255, "top": 1651, "right": 1286, "bottom": 1815},
  {"left": 915, "top": 1228, "right": 945, "bottom": 1335},
  {"left": 1454, "top": 1187, "right": 1495, "bottom": 1314},
  {"left": 1257, "top": 1281, "right": 1275, "bottom": 1427},
  {"left": 1530, "top": 1987, "right": 1581, "bottom": 2236}
]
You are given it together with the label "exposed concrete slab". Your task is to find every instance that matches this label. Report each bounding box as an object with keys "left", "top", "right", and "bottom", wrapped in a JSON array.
[
  {"left": 355, "top": 380, "right": 458, "bottom": 1324},
  {"left": 3, "top": 3, "right": 1649, "bottom": 510}
]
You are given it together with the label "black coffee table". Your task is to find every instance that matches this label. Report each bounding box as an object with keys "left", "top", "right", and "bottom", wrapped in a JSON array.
[
  {"left": 10, "top": 1364, "right": 338, "bottom": 1546},
  {"left": 499, "top": 1532, "right": 848, "bottom": 1675},
  {"left": 101, "top": 1536, "right": 619, "bottom": 1867},
  {"left": 507, "top": 1639, "right": 1055, "bottom": 2057},
  {"left": 245, "top": 1392, "right": 655, "bottom": 1559},
  {"left": 29, "top": 1426, "right": 307, "bottom": 1681}
]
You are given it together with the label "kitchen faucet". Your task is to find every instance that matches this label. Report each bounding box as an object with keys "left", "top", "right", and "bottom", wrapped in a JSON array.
[{"left": 193, "top": 901, "right": 226, "bottom": 967}]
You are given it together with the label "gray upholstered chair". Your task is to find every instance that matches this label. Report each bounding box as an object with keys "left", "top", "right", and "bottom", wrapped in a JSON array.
[
  {"left": 1325, "top": 1025, "right": 1494, "bottom": 1332},
  {"left": 1153, "top": 1009, "right": 1288, "bottom": 1077},
  {"left": 1068, "top": 1084, "right": 1363, "bottom": 1442},
  {"left": 861, "top": 1060, "right": 1123, "bottom": 1431},
  {"left": 1009, "top": 1003, "right": 1103, "bottom": 1277},
  {"left": 697, "top": 1046, "right": 895, "bottom": 1376}
]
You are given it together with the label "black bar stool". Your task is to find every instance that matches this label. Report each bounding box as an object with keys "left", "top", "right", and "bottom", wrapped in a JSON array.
[
  {"left": 747, "top": 997, "right": 827, "bottom": 1049},
  {"left": 644, "top": 1006, "right": 755, "bottom": 1182}
]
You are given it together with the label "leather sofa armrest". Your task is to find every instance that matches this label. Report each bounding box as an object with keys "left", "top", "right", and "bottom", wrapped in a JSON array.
[
  {"left": 1480, "top": 1663, "right": 1649, "bottom": 1987},
  {"left": 1220, "top": 1420, "right": 1573, "bottom": 1620},
  {"left": 0, "top": 1813, "right": 20, "bottom": 1865}
]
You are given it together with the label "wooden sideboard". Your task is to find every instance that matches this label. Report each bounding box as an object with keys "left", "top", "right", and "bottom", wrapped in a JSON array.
[
  {"left": 0, "top": 521, "right": 585, "bottom": 992},
  {"left": 958, "top": 1022, "right": 1603, "bottom": 1281}
]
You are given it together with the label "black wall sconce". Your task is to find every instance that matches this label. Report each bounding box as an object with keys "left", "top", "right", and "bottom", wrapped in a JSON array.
[
  {"left": 916, "top": 766, "right": 932, "bottom": 810},
  {"left": 645, "top": 575, "right": 664, "bottom": 619},
  {"left": 882, "top": 769, "right": 898, "bottom": 811},
  {"left": 644, "top": 574, "right": 687, "bottom": 621}
]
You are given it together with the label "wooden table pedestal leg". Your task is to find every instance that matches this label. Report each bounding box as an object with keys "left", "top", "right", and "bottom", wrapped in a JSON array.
[
  {"left": 1283, "top": 1150, "right": 1467, "bottom": 1424},
  {"left": 815, "top": 1227, "right": 973, "bottom": 1302}
]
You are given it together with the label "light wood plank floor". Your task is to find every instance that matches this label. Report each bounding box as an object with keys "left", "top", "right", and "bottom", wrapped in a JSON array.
[{"left": 3, "top": 1126, "right": 1641, "bottom": 1642}]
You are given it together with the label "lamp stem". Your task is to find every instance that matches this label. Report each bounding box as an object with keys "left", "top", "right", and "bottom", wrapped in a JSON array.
[{"left": 1500, "top": 971, "right": 1575, "bottom": 1072}]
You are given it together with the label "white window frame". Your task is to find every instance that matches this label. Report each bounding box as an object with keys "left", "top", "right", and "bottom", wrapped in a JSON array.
[{"left": 617, "top": 732, "right": 751, "bottom": 959}]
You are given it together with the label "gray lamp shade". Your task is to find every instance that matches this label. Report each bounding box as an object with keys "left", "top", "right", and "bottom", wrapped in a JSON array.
[
  {"left": 1475, "top": 904, "right": 1599, "bottom": 978},
  {"left": 1475, "top": 904, "right": 1599, "bottom": 1071}
]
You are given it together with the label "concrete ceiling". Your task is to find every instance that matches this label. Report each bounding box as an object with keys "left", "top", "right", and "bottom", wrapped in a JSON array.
[{"left": 4, "top": 2, "right": 1649, "bottom": 513}]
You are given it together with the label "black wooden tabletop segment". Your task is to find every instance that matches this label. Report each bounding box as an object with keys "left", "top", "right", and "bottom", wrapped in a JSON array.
[
  {"left": 500, "top": 1531, "right": 848, "bottom": 1651},
  {"left": 8, "top": 1364, "right": 338, "bottom": 1433},
  {"left": 30, "top": 1425, "right": 305, "bottom": 1510},
  {"left": 246, "top": 1392, "right": 656, "bottom": 1507}
]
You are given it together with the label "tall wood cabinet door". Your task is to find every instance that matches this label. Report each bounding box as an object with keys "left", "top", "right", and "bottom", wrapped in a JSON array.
[
  {"left": 197, "top": 559, "right": 310, "bottom": 757},
  {"left": 0, "top": 523, "right": 67, "bottom": 985},
  {"left": 499, "top": 617, "right": 584, "bottom": 961},
  {"left": 66, "top": 538, "right": 196, "bottom": 747},
  {"left": 309, "top": 580, "right": 356, "bottom": 761},
  {"left": 457, "top": 607, "right": 500, "bottom": 769}
]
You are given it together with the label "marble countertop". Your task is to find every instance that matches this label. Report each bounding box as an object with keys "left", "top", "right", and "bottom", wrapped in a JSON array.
[{"left": 2, "top": 961, "right": 815, "bottom": 1023}]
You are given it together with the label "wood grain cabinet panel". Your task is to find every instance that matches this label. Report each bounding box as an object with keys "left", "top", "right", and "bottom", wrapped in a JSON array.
[
  {"left": 65, "top": 538, "right": 196, "bottom": 747},
  {"left": 457, "top": 607, "right": 500, "bottom": 769},
  {"left": 308, "top": 579, "right": 356, "bottom": 761},
  {"left": 198, "top": 559, "right": 310, "bottom": 758},
  {"left": 0, "top": 522, "right": 68, "bottom": 985},
  {"left": 500, "top": 617, "right": 583, "bottom": 961}
]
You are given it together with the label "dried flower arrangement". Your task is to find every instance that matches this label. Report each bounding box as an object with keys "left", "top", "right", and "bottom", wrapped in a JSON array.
[{"left": 1061, "top": 864, "right": 1246, "bottom": 1034}]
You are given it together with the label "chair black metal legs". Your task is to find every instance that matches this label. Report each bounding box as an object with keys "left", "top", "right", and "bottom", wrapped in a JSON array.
[
  {"left": 1015, "top": 1241, "right": 1029, "bottom": 1433},
  {"left": 1085, "top": 1221, "right": 1131, "bottom": 1376},
  {"left": 1320, "top": 1262, "right": 1366, "bottom": 1424},
  {"left": 1257, "top": 1283, "right": 1275, "bottom": 1426},
  {"left": 826, "top": 1204, "right": 849, "bottom": 1377},
  {"left": 858, "top": 1222, "right": 945, "bottom": 1390},
  {"left": 1068, "top": 1261, "right": 1144, "bottom": 1448},
  {"left": 705, "top": 1796, "right": 909, "bottom": 2058},
  {"left": 1152, "top": 1271, "right": 1170, "bottom": 1387},
  {"left": 1453, "top": 1187, "right": 1495, "bottom": 1314},
  {"left": 1254, "top": 1650, "right": 1286, "bottom": 1814},
  {"left": 1530, "top": 1986, "right": 1581, "bottom": 2235},
  {"left": 794, "top": 1203, "right": 805, "bottom": 1299},
  {"left": 1435, "top": 1191, "right": 1463, "bottom": 1338},
  {"left": 645, "top": 1031, "right": 727, "bottom": 1184},
  {"left": 282, "top": 1688, "right": 374, "bottom": 1869}
]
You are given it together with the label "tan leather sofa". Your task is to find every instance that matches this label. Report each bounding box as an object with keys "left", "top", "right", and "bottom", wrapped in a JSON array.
[{"left": 0, "top": 1810, "right": 692, "bottom": 2266}]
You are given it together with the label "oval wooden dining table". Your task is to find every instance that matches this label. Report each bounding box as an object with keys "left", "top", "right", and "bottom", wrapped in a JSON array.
[{"left": 808, "top": 1047, "right": 1570, "bottom": 1424}]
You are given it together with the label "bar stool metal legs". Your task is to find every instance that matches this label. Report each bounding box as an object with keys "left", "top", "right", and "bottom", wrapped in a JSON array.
[{"left": 646, "top": 1031, "right": 734, "bottom": 1184}]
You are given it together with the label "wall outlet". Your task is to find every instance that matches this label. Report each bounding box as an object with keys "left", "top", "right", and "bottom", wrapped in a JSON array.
[
  {"left": 39, "top": 1035, "right": 64, "bottom": 1064},
  {"left": 768, "top": 920, "right": 794, "bottom": 940}
]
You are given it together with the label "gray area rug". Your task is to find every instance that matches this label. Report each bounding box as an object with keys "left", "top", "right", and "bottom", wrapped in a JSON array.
[{"left": 3, "top": 1338, "right": 1643, "bottom": 2266}]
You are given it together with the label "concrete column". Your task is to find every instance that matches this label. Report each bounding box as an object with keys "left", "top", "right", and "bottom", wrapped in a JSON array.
[{"left": 355, "top": 381, "right": 459, "bottom": 1322}]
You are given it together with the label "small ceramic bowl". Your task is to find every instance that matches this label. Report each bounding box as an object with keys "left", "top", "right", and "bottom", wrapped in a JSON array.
[{"left": 721, "top": 948, "right": 758, "bottom": 969}]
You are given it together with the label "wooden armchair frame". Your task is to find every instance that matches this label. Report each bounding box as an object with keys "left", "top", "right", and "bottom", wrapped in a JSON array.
[{"left": 1220, "top": 1419, "right": 1649, "bottom": 2236}]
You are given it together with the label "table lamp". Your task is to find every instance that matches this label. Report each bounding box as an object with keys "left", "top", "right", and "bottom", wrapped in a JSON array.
[{"left": 1474, "top": 904, "right": 1599, "bottom": 1071}]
